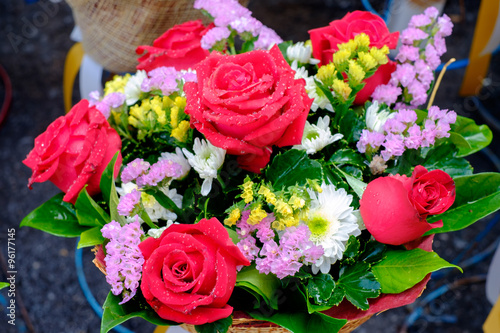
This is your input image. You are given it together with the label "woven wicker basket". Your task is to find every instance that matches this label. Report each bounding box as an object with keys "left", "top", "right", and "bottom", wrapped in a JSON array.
[
  {"left": 180, "top": 312, "right": 372, "bottom": 333},
  {"left": 66, "top": 0, "right": 249, "bottom": 73}
]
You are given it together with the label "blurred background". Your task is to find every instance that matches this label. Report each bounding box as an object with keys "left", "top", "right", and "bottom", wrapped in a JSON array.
[{"left": 1, "top": 0, "right": 500, "bottom": 332}]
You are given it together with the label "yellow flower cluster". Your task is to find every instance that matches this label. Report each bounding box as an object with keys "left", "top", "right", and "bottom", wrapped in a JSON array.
[
  {"left": 241, "top": 179, "right": 254, "bottom": 204},
  {"left": 316, "top": 33, "right": 390, "bottom": 102},
  {"left": 128, "top": 95, "right": 190, "bottom": 142},
  {"left": 224, "top": 207, "right": 241, "bottom": 226},
  {"left": 104, "top": 74, "right": 131, "bottom": 95}
]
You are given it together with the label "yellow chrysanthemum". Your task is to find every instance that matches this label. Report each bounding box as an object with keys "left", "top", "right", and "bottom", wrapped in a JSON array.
[
  {"left": 332, "top": 79, "right": 352, "bottom": 100},
  {"left": 171, "top": 120, "right": 190, "bottom": 142},
  {"left": 104, "top": 74, "right": 131, "bottom": 95},
  {"left": 241, "top": 180, "right": 254, "bottom": 204},
  {"left": 348, "top": 60, "right": 365, "bottom": 84},
  {"left": 247, "top": 205, "right": 267, "bottom": 225},
  {"left": 333, "top": 49, "right": 351, "bottom": 66},
  {"left": 224, "top": 207, "right": 241, "bottom": 226},
  {"left": 354, "top": 33, "right": 370, "bottom": 48},
  {"left": 358, "top": 52, "right": 378, "bottom": 70}
]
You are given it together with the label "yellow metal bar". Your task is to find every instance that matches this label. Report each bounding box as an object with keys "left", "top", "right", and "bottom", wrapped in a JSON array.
[{"left": 63, "top": 42, "right": 84, "bottom": 112}]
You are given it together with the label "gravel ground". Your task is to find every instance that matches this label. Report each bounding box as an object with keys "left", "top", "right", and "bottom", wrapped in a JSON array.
[{"left": 1, "top": 1, "right": 499, "bottom": 333}]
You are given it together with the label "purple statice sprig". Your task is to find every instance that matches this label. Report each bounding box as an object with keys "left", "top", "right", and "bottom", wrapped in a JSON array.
[
  {"left": 357, "top": 106, "right": 457, "bottom": 161},
  {"left": 89, "top": 91, "right": 126, "bottom": 119},
  {"left": 372, "top": 7, "right": 453, "bottom": 108},
  {"left": 235, "top": 209, "right": 324, "bottom": 279},
  {"left": 141, "top": 67, "right": 197, "bottom": 96},
  {"left": 101, "top": 218, "right": 144, "bottom": 304},
  {"left": 121, "top": 158, "right": 182, "bottom": 188}
]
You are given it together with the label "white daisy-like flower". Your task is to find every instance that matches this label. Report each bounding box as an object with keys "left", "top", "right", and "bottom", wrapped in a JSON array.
[
  {"left": 302, "top": 183, "right": 361, "bottom": 274},
  {"left": 293, "top": 116, "right": 343, "bottom": 154},
  {"left": 182, "top": 138, "right": 226, "bottom": 196},
  {"left": 159, "top": 147, "right": 191, "bottom": 179},
  {"left": 291, "top": 60, "right": 309, "bottom": 80},
  {"left": 305, "top": 76, "right": 334, "bottom": 112},
  {"left": 147, "top": 220, "right": 178, "bottom": 238},
  {"left": 124, "top": 70, "right": 147, "bottom": 105},
  {"left": 286, "top": 41, "right": 320, "bottom": 65},
  {"left": 365, "top": 101, "right": 394, "bottom": 133}
]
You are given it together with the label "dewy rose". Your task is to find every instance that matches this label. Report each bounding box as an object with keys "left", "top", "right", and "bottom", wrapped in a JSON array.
[
  {"left": 23, "top": 99, "right": 122, "bottom": 204},
  {"left": 184, "top": 45, "right": 312, "bottom": 173},
  {"left": 136, "top": 20, "right": 214, "bottom": 72},
  {"left": 139, "top": 218, "right": 250, "bottom": 325},
  {"left": 360, "top": 165, "right": 455, "bottom": 245},
  {"left": 309, "top": 11, "right": 399, "bottom": 105}
]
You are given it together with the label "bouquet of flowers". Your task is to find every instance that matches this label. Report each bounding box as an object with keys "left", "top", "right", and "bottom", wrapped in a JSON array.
[{"left": 21, "top": 1, "right": 499, "bottom": 332}]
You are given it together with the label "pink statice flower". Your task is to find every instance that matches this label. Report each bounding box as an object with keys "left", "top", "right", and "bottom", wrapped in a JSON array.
[
  {"left": 200, "top": 26, "right": 231, "bottom": 49},
  {"left": 101, "top": 218, "right": 144, "bottom": 304}
]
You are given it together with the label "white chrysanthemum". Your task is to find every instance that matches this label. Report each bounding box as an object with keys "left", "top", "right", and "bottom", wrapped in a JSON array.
[
  {"left": 305, "top": 76, "right": 334, "bottom": 112},
  {"left": 365, "top": 101, "right": 394, "bottom": 133},
  {"left": 124, "top": 70, "right": 147, "bottom": 105},
  {"left": 116, "top": 182, "right": 138, "bottom": 197},
  {"left": 147, "top": 220, "right": 178, "bottom": 238},
  {"left": 159, "top": 147, "right": 191, "bottom": 179},
  {"left": 287, "top": 41, "right": 320, "bottom": 65},
  {"left": 302, "top": 184, "right": 361, "bottom": 274},
  {"left": 182, "top": 138, "right": 226, "bottom": 196},
  {"left": 293, "top": 116, "right": 343, "bottom": 154},
  {"left": 291, "top": 60, "right": 309, "bottom": 80}
]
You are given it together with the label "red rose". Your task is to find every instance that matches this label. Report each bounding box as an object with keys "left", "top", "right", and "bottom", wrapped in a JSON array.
[
  {"left": 360, "top": 166, "right": 455, "bottom": 245},
  {"left": 308, "top": 11, "right": 399, "bottom": 105},
  {"left": 136, "top": 20, "right": 213, "bottom": 72},
  {"left": 184, "top": 45, "right": 312, "bottom": 173},
  {"left": 139, "top": 218, "right": 250, "bottom": 325},
  {"left": 23, "top": 99, "right": 122, "bottom": 204}
]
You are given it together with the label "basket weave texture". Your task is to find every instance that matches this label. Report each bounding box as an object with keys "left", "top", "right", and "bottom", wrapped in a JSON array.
[
  {"left": 180, "top": 313, "right": 372, "bottom": 333},
  {"left": 66, "top": 0, "right": 248, "bottom": 73}
]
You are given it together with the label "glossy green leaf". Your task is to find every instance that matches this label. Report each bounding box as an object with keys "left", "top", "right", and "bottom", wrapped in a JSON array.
[
  {"left": 427, "top": 172, "right": 500, "bottom": 234},
  {"left": 449, "top": 115, "right": 492, "bottom": 157},
  {"left": 266, "top": 150, "right": 323, "bottom": 189},
  {"left": 100, "top": 152, "right": 120, "bottom": 204},
  {"left": 195, "top": 316, "right": 232, "bottom": 333},
  {"left": 77, "top": 227, "right": 105, "bottom": 248},
  {"left": 372, "top": 248, "right": 461, "bottom": 294},
  {"left": 329, "top": 148, "right": 365, "bottom": 168},
  {"left": 236, "top": 265, "right": 281, "bottom": 310},
  {"left": 249, "top": 310, "right": 347, "bottom": 333},
  {"left": 421, "top": 144, "right": 473, "bottom": 178},
  {"left": 336, "top": 262, "right": 380, "bottom": 310},
  {"left": 20, "top": 193, "right": 88, "bottom": 237},
  {"left": 0, "top": 282, "right": 9, "bottom": 290},
  {"left": 332, "top": 165, "right": 367, "bottom": 199},
  {"left": 75, "top": 186, "right": 110, "bottom": 227},
  {"left": 101, "top": 292, "right": 177, "bottom": 333},
  {"left": 307, "top": 274, "right": 335, "bottom": 305}
]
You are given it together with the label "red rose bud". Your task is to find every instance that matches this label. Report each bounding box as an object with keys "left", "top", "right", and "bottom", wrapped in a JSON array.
[
  {"left": 308, "top": 11, "right": 399, "bottom": 105},
  {"left": 23, "top": 99, "right": 122, "bottom": 204},
  {"left": 184, "top": 45, "right": 312, "bottom": 173},
  {"left": 139, "top": 218, "right": 250, "bottom": 325},
  {"left": 136, "top": 20, "right": 213, "bottom": 72},
  {"left": 360, "top": 166, "right": 455, "bottom": 245}
]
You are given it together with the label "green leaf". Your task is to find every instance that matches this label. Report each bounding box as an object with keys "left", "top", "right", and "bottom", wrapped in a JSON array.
[
  {"left": 421, "top": 144, "right": 473, "bottom": 178},
  {"left": 75, "top": 187, "right": 110, "bottom": 227},
  {"left": 358, "top": 241, "right": 386, "bottom": 265},
  {"left": 336, "top": 262, "right": 380, "bottom": 310},
  {"left": 20, "top": 193, "right": 89, "bottom": 237},
  {"left": 249, "top": 310, "right": 347, "bottom": 333},
  {"left": 427, "top": 172, "right": 500, "bottom": 234},
  {"left": 338, "top": 110, "right": 364, "bottom": 143},
  {"left": 342, "top": 236, "right": 361, "bottom": 261},
  {"left": 332, "top": 164, "right": 367, "bottom": 199},
  {"left": 307, "top": 274, "right": 335, "bottom": 304},
  {"left": 0, "top": 282, "right": 9, "bottom": 290},
  {"left": 266, "top": 150, "right": 323, "bottom": 189},
  {"left": 236, "top": 265, "right": 281, "bottom": 310},
  {"left": 449, "top": 115, "right": 492, "bottom": 157},
  {"left": 77, "top": 227, "right": 106, "bottom": 248},
  {"left": 329, "top": 148, "right": 366, "bottom": 168},
  {"left": 100, "top": 152, "right": 120, "bottom": 204},
  {"left": 372, "top": 248, "right": 461, "bottom": 294},
  {"left": 195, "top": 316, "right": 232, "bottom": 333},
  {"left": 225, "top": 227, "right": 239, "bottom": 245},
  {"left": 101, "top": 292, "right": 177, "bottom": 333}
]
